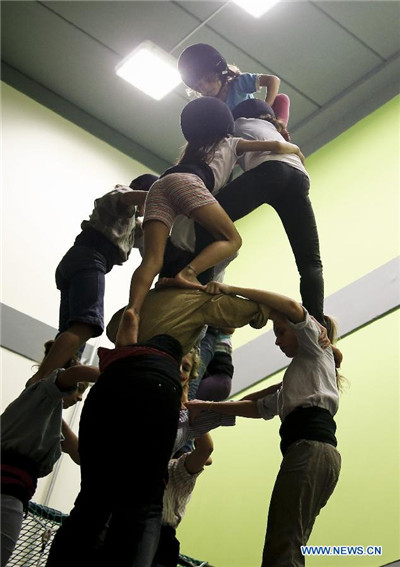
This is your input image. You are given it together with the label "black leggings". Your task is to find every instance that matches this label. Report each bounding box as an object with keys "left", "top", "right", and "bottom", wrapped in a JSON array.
[
  {"left": 160, "top": 161, "right": 324, "bottom": 323},
  {"left": 197, "top": 161, "right": 324, "bottom": 323},
  {"left": 46, "top": 343, "right": 182, "bottom": 567}
]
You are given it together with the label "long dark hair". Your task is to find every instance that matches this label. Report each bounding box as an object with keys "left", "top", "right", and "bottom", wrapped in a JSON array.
[
  {"left": 258, "top": 113, "right": 285, "bottom": 134},
  {"left": 177, "top": 135, "right": 226, "bottom": 166}
]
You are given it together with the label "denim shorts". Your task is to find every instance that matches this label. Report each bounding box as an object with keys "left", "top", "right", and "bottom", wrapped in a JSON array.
[{"left": 55, "top": 245, "right": 108, "bottom": 337}]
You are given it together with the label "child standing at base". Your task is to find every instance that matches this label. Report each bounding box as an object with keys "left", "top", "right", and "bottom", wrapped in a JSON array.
[
  {"left": 186, "top": 281, "right": 342, "bottom": 567},
  {"left": 121, "top": 96, "right": 304, "bottom": 343},
  {"left": 178, "top": 42, "right": 291, "bottom": 139},
  {"left": 28, "top": 173, "right": 158, "bottom": 385},
  {"left": 1, "top": 344, "right": 99, "bottom": 567}
]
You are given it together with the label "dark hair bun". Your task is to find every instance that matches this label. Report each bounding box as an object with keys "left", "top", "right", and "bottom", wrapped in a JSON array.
[{"left": 232, "top": 98, "right": 276, "bottom": 121}]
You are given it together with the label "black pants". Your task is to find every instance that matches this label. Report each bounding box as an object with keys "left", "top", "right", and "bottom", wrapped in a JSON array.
[
  {"left": 46, "top": 337, "right": 182, "bottom": 567},
  {"left": 161, "top": 161, "right": 324, "bottom": 323}
]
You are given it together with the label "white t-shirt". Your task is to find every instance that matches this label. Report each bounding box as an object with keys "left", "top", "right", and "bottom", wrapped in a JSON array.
[
  {"left": 209, "top": 136, "right": 241, "bottom": 193},
  {"left": 257, "top": 311, "right": 339, "bottom": 421},
  {"left": 169, "top": 136, "right": 241, "bottom": 252},
  {"left": 234, "top": 117, "right": 309, "bottom": 179}
]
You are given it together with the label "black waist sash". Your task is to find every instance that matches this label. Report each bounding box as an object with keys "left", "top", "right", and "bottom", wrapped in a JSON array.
[
  {"left": 279, "top": 406, "right": 337, "bottom": 456},
  {"left": 160, "top": 163, "right": 214, "bottom": 191}
]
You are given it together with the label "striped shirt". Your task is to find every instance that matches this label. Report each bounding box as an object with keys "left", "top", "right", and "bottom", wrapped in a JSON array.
[
  {"left": 162, "top": 453, "right": 202, "bottom": 529},
  {"left": 172, "top": 408, "right": 235, "bottom": 455}
]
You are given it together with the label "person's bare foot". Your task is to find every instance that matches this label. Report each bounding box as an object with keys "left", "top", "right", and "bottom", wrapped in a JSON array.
[
  {"left": 156, "top": 264, "right": 206, "bottom": 291},
  {"left": 115, "top": 307, "right": 140, "bottom": 346},
  {"left": 156, "top": 274, "right": 206, "bottom": 291}
]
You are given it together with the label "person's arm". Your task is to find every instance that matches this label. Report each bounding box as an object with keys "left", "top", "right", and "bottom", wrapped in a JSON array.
[
  {"left": 205, "top": 281, "right": 304, "bottom": 324},
  {"left": 236, "top": 138, "right": 305, "bottom": 164},
  {"left": 258, "top": 74, "right": 280, "bottom": 106},
  {"left": 186, "top": 399, "right": 261, "bottom": 424},
  {"left": 184, "top": 432, "right": 214, "bottom": 474},
  {"left": 240, "top": 381, "right": 282, "bottom": 401},
  {"left": 61, "top": 419, "right": 80, "bottom": 465},
  {"left": 117, "top": 189, "right": 148, "bottom": 208},
  {"left": 56, "top": 365, "right": 100, "bottom": 390}
]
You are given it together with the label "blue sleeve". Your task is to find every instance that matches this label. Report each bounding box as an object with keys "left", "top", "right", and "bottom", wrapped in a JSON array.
[
  {"left": 233, "top": 73, "right": 259, "bottom": 94},
  {"left": 226, "top": 73, "right": 259, "bottom": 110}
]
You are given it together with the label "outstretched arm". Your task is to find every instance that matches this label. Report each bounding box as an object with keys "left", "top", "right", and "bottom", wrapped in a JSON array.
[
  {"left": 56, "top": 365, "right": 99, "bottom": 390},
  {"left": 236, "top": 139, "right": 304, "bottom": 164},
  {"left": 205, "top": 282, "right": 305, "bottom": 324},
  {"left": 186, "top": 399, "right": 261, "bottom": 424},
  {"left": 240, "top": 381, "right": 282, "bottom": 401}
]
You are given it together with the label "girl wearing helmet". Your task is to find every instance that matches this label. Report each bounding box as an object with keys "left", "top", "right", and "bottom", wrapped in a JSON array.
[
  {"left": 178, "top": 43, "right": 291, "bottom": 140},
  {"left": 191, "top": 98, "right": 327, "bottom": 327},
  {"left": 120, "top": 97, "right": 304, "bottom": 343}
]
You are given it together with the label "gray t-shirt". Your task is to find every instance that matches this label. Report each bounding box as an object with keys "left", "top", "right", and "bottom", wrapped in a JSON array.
[
  {"left": 80, "top": 186, "right": 138, "bottom": 263},
  {"left": 1, "top": 370, "right": 75, "bottom": 477}
]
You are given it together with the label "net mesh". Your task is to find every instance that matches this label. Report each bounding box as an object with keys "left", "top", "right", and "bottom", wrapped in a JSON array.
[
  {"left": 6, "top": 502, "right": 67, "bottom": 566},
  {"left": 6, "top": 502, "right": 211, "bottom": 566}
]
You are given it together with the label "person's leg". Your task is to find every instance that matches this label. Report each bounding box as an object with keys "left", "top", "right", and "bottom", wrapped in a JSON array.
[
  {"left": 272, "top": 93, "right": 290, "bottom": 127},
  {"left": 159, "top": 203, "right": 242, "bottom": 290},
  {"left": 192, "top": 163, "right": 280, "bottom": 284},
  {"left": 46, "top": 489, "right": 113, "bottom": 567},
  {"left": 132, "top": 497, "right": 163, "bottom": 567},
  {"left": 99, "top": 364, "right": 181, "bottom": 566},
  {"left": 29, "top": 323, "right": 96, "bottom": 384},
  {"left": 0, "top": 495, "right": 24, "bottom": 567},
  {"left": 273, "top": 171, "right": 325, "bottom": 323},
  {"left": 261, "top": 440, "right": 341, "bottom": 567},
  {"left": 187, "top": 327, "right": 219, "bottom": 400},
  {"left": 46, "top": 372, "right": 116, "bottom": 567},
  {"left": 151, "top": 525, "right": 180, "bottom": 567},
  {"left": 196, "top": 373, "right": 232, "bottom": 401},
  {"left": 118, "top": 220, "right": 170, "bottom": 345},
  {"left": 29, "top": 260, "right": 106, "bottom": 383}
]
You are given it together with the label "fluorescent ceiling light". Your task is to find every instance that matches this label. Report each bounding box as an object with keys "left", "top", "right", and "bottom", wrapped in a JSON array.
[
  {"left": 233, "top": 0, "right": 280, "bottom": 18},
  {"left": 116, "top": 40, "right": 181, "bottom": 100}
]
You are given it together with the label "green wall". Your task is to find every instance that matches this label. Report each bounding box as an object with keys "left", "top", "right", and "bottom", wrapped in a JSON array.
[{"left": 178, "top": 96, "right": 400, "bottom": 566}]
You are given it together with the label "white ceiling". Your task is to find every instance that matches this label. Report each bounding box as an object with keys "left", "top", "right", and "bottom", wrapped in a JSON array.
[{"left": 1, "top": 1, "right": 399, "bottom": 173}]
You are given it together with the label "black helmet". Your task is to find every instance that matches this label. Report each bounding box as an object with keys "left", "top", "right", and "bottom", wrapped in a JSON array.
[
  {"left": 178, "top": 43, "right": 228, "bottom": 89},
  {"left": 129, "top": 174, "right": 159, "bottom": 191},
  {"left": 232, "top": 98, "right": 276, "bottom": 121},
  {"left": 180, "top": 97, "right": 234, "bottom": 146}
]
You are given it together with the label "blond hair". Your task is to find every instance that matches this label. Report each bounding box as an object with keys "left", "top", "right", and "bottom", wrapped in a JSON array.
[{"left": 324, "top": 315, "right": 347, "bottom": 393}]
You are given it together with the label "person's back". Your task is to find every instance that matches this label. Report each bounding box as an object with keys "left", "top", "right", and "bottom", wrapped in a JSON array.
[
  {"left": 234, "top": 116, "right": 307, "bottom": 176},
  {"left": 107, "top": 286, "right": 270, "bottom": 357}
]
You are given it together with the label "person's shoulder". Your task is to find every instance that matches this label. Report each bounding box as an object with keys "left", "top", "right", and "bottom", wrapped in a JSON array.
[{"left": 231, "top": 72, "right": 258, "bottom": 89}]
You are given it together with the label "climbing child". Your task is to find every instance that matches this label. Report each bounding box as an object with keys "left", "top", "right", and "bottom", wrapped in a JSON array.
[
  {"left": 28, "top": 173, "right": 158, "bottom": 385},
  {"left": 178, "top": 42, "right": 290, "bottom": 139},
  {"left": 121, "top": 96, "right": 304, "bottom": 344}
]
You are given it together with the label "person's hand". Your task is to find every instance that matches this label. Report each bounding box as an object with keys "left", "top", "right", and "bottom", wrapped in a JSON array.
[
  {"left": 311, "top": 316, "right": 331, "bottom": 349},
  {"left": 204, "top": 281, "right": 232, "bottom": 295},
  {"left": 332, "top": 345, "right": 343, "bottom": 368},
  {"left": 297, "top": 149, "right": 305, "bottom": 164},
  {"left": 185, "top": 399, "right": 208, "bottom": 424}
]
